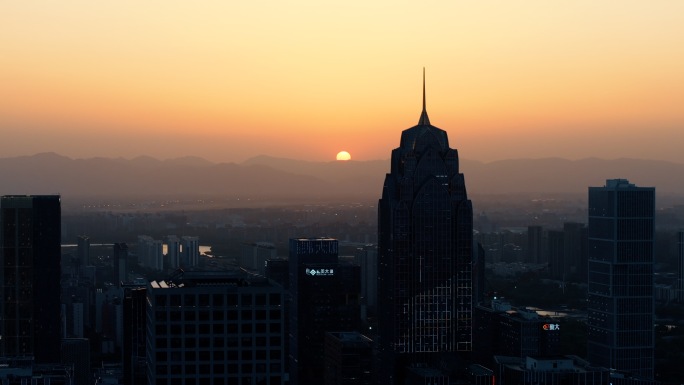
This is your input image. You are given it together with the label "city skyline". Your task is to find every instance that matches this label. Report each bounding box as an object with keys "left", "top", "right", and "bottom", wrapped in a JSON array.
[{"left": 2, "top": 2, "right": 684, "bottom": 164}]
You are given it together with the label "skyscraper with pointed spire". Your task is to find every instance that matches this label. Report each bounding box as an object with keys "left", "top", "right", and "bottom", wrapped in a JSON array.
[{"left": 377, "top": 70, "right": 473, "bottom": 384}]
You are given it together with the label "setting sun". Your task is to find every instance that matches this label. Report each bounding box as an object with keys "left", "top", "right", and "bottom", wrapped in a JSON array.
[{"left": 336, "top": 151, "right": 351, "bottom": 161}]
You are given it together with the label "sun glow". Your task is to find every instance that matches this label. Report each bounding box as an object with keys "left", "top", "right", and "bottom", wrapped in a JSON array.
[{"left": 336, "top": 151, "right": 351, "bottom": 161}]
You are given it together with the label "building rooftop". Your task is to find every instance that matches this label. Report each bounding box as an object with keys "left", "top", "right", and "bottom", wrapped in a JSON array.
[
  {"left": 149, "top": 269, "right": 272, "bottom": 289},
  {"left": 326, "top": 332, "right": 372, "bottom": 346}
]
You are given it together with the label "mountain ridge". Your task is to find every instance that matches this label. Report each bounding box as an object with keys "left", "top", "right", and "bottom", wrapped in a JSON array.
[{"left": 1, "top": 153, "right": 683, "bottom": 199}]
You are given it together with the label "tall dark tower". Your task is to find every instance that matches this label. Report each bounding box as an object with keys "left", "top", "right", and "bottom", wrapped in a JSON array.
[
  {"left": 0, "top": 195, "right": 61, "bottom": 363},
  {"left": 377, "top": 71, "right": 473, "bottom": 384},
  {"left": 587, "top": 179, "right": 654, "bottom": 379},
  {"left": 288, "top": 238, "right": 361, "bottom": 385}
]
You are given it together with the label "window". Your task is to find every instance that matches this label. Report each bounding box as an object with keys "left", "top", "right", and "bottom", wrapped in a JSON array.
[
  {"left": 254, "top": 294, "right": 266, "bottom": 306},
  {"left": 241, "top": 294, "right": 252, "bottom": 306},
  {"left": 185, "top": 294, "right": 196, "bottom": 306}
]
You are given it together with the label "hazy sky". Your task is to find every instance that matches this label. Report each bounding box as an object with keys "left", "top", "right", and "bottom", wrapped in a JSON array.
[{"left": 2, "top": 1, "right": 683, "bottom": 163}]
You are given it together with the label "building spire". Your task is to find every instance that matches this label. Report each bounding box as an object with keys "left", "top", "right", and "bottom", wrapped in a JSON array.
[{"left": 418, "top": 67, "right": 431, "bottom": 126}]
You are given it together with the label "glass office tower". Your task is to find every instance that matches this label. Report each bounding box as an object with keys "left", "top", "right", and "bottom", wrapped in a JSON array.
[{"left": 587, "top": 179, "right": 654, "bottom": 379}]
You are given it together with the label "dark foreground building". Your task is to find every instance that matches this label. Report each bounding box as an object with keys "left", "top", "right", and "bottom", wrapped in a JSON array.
[
  {"left": 289, "top": 237, "right": 361, "bottom": 385},
  {"left": 587, "top": 179, "right": 655, "bottom": 379},
  {"left": 0, "top": 195, "right": 61, "bottom": 363},
  {"left": 377, "top": 72, "right": 473, "bottom": 384},
  {"left": 146, "top": 270, "right": 287, "bottom": 385}
]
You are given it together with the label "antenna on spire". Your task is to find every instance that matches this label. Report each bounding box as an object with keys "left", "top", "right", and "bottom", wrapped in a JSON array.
[
  {"left": 418, "top": 67, "right": 431, "bottom": 125},
  {"left": 423, "top": 67, "right": 426, "bottom": 113}
]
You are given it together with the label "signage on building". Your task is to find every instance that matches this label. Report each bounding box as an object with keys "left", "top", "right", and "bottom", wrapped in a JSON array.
[
  {"left": 305, "top": 268, "right": 334, "bottom": 276},
  {"left": 542, "top": 323, "right": 560, "bottom": 331}
]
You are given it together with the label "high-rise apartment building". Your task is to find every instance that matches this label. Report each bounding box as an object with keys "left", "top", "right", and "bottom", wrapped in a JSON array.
[
  {"left": 0, "top": 195, "right": 61, "bottom": 363},
  {"left": 137, "top": 235, "right": 163, "bottom": 271},
  {"left": 377, "top": 72, "right": 473, "bottom": 383},
  {"left": 587, "top": 179, "right": 655, "bottom": 379},
  {"left": 241, "top": 242, "right": 277, "bottom": 274},
  {"left": 166, "top": 235, "right": 180, "bottom": 269},
  {"left": 113, "top": 243, "right": 128, "bottom": 286},
  {"left": 181, "top": 236, "right": 200, "bottom": 267}
]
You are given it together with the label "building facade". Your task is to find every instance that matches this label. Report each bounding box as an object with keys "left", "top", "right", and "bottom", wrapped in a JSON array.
[
  {"left": 324, "top": 332, "right": 373, "bottom": 385},
  {"left": 377, "top": 73, "right": 473, "bottom": 383},
  {"left": 0, "top": 195, "right": 61, "bottom": 363},
  {"left": 77, "top": 235, "right": 90, "bottom": 267},
  {"left": 113, "top": 243, "right": 128, "bottom": 286},
  {"left": 587, "top": 179, "right": 655, "bottom": 379},
  {"left": 288, "top": 238, "right": 361, "bottom": 385},
  {"left": 180, "top": 236, "right": 199, "bottom": 267},
  {"left": 146, "top": 271, "right": 286, "bottom": 385}
]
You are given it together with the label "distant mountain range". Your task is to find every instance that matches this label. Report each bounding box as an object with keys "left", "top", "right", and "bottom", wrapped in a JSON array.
[{"left": 0, "top": 153, "right": 683, "bottom": 200}]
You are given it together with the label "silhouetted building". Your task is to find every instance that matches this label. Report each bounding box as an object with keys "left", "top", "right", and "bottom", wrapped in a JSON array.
[
  {"left": 546, "top": 230, "right": 564, "bottom": 279},
  {"left": 354, "top": 245, "right": 378, "bottom": 319},
  {"left": 0, "top": 195, "right": 61, "bottom": 363},
  {"left": 77, "top": 235, "right": 90, "bottom": 267},
  {"left": 137, "top": 235, "right": 163, "bottom": 271},
  {"left": 265, "top": 258, "right": 289, "bottom": 289},
  {"left": 146, "top": 270, "right": 286, "bottom": 385},
  {"left": 587, "top": 179, "right": 655, "bottom": 379},
  {"left": 493, "top": 355, "right": 610, "bottom": 385},
  {"left": 473, "top": 301, "right": 559, "bottom": 367},
  {"left": 113, "top": 243, "right": 128, "bottom": 286},
  {"left": 166, "top": 235, "right": 180, "bottom": 269},
  {"left": 61, "top": 338, "right": 90, "bottom": 385},
  {"left": 288, "top": 238, "right": 361, "bottom": 385},
  {"left": 324, "top": 332, "right": 373, "bottom": 385},
  {"left": 377, "top": 72, "right": 473, "bottom": 384},
  {"left": 563, "top": 222, "right": 587, "bottom": 281},
  {"left": 0, "top": 358, "right": 74, "bottom": 385},
  {"left": 678, "top": 230, "right": 684, "bottom": 301},
  {"left": 527, "top": 226, "right": 543, "bottom": 264},
  {"left": 241, "top": 242, "right": 277, "bottom": 274},
  {"left": 180, "top": 236, "right": 199, "bottom": 267},
  {"left": 61, "top": 286, "right": 89, "bottom": 338},
  {"left": 122, "top": 286, "right": 146, "bottom": 385},
  {"left": 473, "top": 242, "right": 486, "bottom": 306},
  {"left": 497, "top": 308, "right": 560, "bottom": 359}
]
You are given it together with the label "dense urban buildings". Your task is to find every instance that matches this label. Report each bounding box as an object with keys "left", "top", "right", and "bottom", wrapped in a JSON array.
[
  {"left": 587, "top": 179, "right": 655, "bottom": 379},
  {"left": 377, "top": 73, "right": 473, "bottom": 383},
  {"left": 0, "top": 195, "right": 62, "bottom": 363}
]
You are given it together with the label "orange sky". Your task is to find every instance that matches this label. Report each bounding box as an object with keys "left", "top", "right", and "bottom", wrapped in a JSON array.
[{"left": 2, "top": 1, "right": 684, "bottom": 163}]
